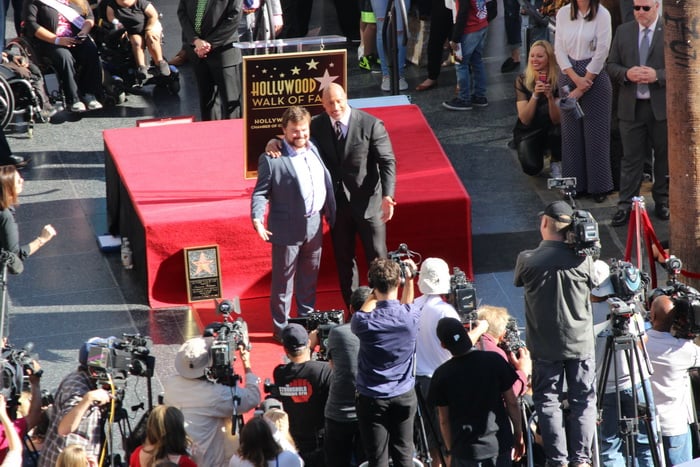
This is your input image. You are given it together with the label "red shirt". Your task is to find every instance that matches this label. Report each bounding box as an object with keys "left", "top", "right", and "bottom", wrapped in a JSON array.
[
  {"left": 455, "top": 0, "right": 488, "bottom": 34},
  {"left": 129, "top": 445, "right": 198, "bottom": 467}
]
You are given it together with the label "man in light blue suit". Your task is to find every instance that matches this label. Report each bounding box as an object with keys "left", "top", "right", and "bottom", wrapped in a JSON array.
[{"left": 251, "top": 106, "right": 336, "bottom": 339}]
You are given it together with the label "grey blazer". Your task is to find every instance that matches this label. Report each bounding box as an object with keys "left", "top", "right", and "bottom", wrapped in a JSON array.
[
  {"left": 251, "top": 143, "right": 336, "bottom": 246},
  {"left": 607, "top": 19, "right": 666, "bottom": 122}
]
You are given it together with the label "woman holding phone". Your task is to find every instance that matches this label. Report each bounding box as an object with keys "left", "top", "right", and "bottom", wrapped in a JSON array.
[
  {"left": 24, "top": 0, "right": 103, "bottom": 112},
  {"left": 513, "top": 40, "right": 562, "bottom": 177}
]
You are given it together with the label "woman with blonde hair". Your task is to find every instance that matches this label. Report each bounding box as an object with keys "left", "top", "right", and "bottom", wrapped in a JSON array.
[
  {"left": 513, "top": 40, "right": 562, "bottom": 177},
  {"left": 129, "top": 406, "right": 196, "bottom": 467},
  {"left": 54, "top": 445, "right": 97, "bottom": 467},
  {"left": 263, "top": 408, "right": 297, "bottom": 453}
]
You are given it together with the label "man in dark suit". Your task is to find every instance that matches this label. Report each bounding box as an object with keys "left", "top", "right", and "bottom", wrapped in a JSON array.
[
  {"left": 251, "top": 106, "right": 336, "bottom": 338},
  {"left": 177, "top": 0, "right": 243, "bottom": 120},
  {"left": 607, "top": 0, "right": 668, "bottom": 226},
  {"left": 311, "top": 83, "right": 397, "bottom": 307}
]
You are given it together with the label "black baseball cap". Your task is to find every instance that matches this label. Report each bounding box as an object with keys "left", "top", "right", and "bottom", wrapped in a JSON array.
[
  {"left": 436, "top": 317, "right": 473, "bottom": 355},
  {"left": 281, "top": 324, "right": 309, "bottom": 351},
  {"left": 539, "top": 201, "right": 573, "bottom": 223}
]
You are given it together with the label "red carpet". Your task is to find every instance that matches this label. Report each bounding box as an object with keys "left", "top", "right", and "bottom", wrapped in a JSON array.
[{"left": 103, "top": 104, "right": 472, "bottom": 345}]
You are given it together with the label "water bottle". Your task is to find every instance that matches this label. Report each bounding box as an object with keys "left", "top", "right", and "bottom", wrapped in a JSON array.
[{"left": 121, "top": 237, "right": 133, "bottom": 270}]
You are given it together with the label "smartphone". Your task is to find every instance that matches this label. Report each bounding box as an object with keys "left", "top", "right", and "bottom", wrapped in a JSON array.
[
  {"left": 74, "top": 34, "right": 87, "bottom": 42},
  {"left": 538, "top": 72, "right": 548, "bottom": 83}
]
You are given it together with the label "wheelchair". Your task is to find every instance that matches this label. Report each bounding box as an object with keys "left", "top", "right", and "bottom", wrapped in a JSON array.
[
  {"left": 93, "top": 21, "right": 180, "bottom": 97},
  {"left": 0, "top": 38, "right": 53, "bottom": 137}
]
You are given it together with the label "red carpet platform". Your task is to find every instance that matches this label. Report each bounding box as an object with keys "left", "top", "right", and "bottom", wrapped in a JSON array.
[{"left": 103, "top": 105, "right": 472, "bottom": 334}]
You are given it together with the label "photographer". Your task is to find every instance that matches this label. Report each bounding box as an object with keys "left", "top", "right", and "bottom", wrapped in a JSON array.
[
  {"left": 163, "top": 337, "right": 261, "bottom": 467},
  {"left": 476, "top": 306, "right": 531, "bottom": 398},
  {"left": 0, "top": 359, "right": 42, "bottom": 464},
  {"left": 38, "top": 339, "right": 113, "bottom": 467},
  {"left": 645, "top": 295, "right": 700, "bottom": 466},
  {"left": 513, "top": 200, "right": 597, "bottom": 467},
  {"left": 428, "top": 317, "right": 524, "bottom": 467},
  {"left": 324, "top": 286, "right": 370, "bottom": 467},
  {"left": 590, "top": 260, "right": 657, "bottom": 466},
  {"left": 352, "top": 257, "right": 419, "bottom": 467},
  {"left": 415, "top": 258, "right": 488, "bottom": 467},
  {"left": 273, "top": 323, "right": 331, "bottom": 467}
]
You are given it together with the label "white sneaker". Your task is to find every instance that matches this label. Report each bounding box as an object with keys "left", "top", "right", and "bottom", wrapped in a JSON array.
[
  {"left": 84, "top": 94, "right": 103, "bottom": 110},
  {"left": 399, "top": 78, "right": 408, "bottom": 91},
  {"left": 70, "top": 101, "right": 86, "bottom": 112},
  {"left": 381, "top": 76, "right": 390, "bottom": 92},
  {"left": 550, "top": 161, "right": 562, "bottom": 178}
]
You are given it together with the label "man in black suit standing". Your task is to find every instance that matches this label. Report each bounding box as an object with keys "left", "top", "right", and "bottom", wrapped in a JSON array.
[
  {"left": 177, "top": 0, "right": 243, "bottom": 120},
  {"left": 312, "top": 83, "right": 397, "bottom": 307},
  {"left": 252, "top": 106, "right": 336, "bottom": 338},
  {"left": 607, "top": 0, "right": 668, "bottom": 226}
]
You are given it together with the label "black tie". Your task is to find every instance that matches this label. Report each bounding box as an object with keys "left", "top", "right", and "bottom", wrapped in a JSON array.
[{"left": 334, "top": 121, "right": 343, "bottom": 141}]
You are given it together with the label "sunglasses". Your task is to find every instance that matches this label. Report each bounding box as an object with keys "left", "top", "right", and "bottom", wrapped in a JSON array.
[{"left": 633, "top": 5, "right": 652, "bottom": 10}]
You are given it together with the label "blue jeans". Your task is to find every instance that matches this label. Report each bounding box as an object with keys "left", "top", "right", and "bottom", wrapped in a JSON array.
[
  {"left": 371, "top": 0, "right": 411, "bottom": 77},
  {"left": 455, "top": 27, "right": 487, "bottom": 102},
  {"left": 662, "top": 429, "right": 692, "bottom": 466},
  {"left": 532, "top": 358, "right": 597, "bottom": 465},
  {"left": 599, "top": 381, "right": 657, "bottom": 467}
]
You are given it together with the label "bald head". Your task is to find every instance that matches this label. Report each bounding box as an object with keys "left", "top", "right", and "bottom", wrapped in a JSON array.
[
  {"left": 322, "top": 83, "right": 348, "bottom": 121},
  {"left": 650, "top": 295, "right": 675, "bottom": 331}
]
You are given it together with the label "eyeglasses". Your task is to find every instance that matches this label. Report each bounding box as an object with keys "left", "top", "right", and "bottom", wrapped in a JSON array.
[{"left": 633, "top": 5, "right": 652, "bottom": 11}]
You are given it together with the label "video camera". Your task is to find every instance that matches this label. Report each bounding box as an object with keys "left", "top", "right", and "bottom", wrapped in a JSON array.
[
  {"left": 86, "top": 334, "right": 155, "bottom": 386},
  {"left": 0, "top": 342, "right": 38, "bottom": 407},
  {"left": 648, "top": 256, "right": 700, "bottom": 339},
  {"left": 388, "top": 243, "right": 421, "bottom": 284},
  {"left": 547, "top": 177, "right": 600, "bottom": 257},
  {"left": 202, "top": 298, "right": 251, "bottom": 386},
  {"left": 603, "top": 260, "right": 649, "bottom": 336},
  {"left": 448, "top": 267, "right": 478, "bottom": 326},
  {"left": 289, "top": 310, "right": 344, "bottom": 361},
  {"left": 498, "top": 318, "right": 526, "bottom": 357}
]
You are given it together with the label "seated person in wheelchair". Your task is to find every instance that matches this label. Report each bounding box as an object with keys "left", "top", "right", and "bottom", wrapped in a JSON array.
[
  {"left": 1, "top": 46, "right": 56, "bottom": 119},
  {"left": 104, "top": 0, "right": 171, "bottom": 81},
  {"left": 24, "top": 0, "right": 103, "bottom": 112}
]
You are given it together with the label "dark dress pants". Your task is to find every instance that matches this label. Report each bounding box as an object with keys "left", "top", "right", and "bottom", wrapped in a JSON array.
[
  {"left": 280, "top": 0, "right": 313, "bottom": 38},
  {"left": 618, "top": 99, "right": 668, "bottom": 210},
  {"left": 38, "top": 40, "right": 101, "bottom": 104},
  {"left": 357, "top": 389, "right": 417, "bottom": 467},
  {"left": 426, "top": 0, "right": 452, "bottom": 81},
  {"left": 325, "top": 418, "right": 366, "bottom": 467},
  {"left": 331, "top": 195, "right": 387, "bottom": 307},
  {"left": 190, "top": 47, "right": 242, "bottom": 121}
]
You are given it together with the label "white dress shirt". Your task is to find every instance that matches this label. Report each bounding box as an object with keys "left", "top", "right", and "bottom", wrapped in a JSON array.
[{"left": 554, "top": 3, "right": 612, "bottom": 75}]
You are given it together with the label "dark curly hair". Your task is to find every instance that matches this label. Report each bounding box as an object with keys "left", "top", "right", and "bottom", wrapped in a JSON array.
[{"left": 368, "top": 258, "right": 401, "bottom": 294}]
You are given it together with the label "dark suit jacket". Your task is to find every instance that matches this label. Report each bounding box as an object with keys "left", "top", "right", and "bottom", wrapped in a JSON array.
[
  {"left": 607, "top": 19, "right": 666, "bottom": 122},
  {"left": 24, "top": 0, "right": 93, "bottom": 38},
  {"left": 177, "top": 0, "right": 243, "bottom": 63},
  {"left": 311, "top": 108, "right": 396, "bottom": 220},
  {"left": 251, "top": 143, "right": 336, "bottom": 246}
]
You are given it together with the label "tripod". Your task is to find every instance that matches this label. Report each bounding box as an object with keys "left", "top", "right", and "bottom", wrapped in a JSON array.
[
  {"left": 414, "top": 380, "right": 447, "bottom": 467},
  {"left": 597, "top": 309, "right": 664, "bottom": 467}
]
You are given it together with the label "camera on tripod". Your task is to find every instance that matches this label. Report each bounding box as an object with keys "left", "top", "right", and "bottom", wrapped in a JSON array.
[
  {"left": 289, "top": 310, "right": 344, "bottom": 361},
  {"left": 448, "top": 267, "right": 478, "bottom": 326},
  {"left": 648, "top": 256, "right": 700, "bottom": 339},
  {"left": 85, "top": 334, "right": 155, "bottom": 386},
  {"left": 388, "top": 243, "right": 421, "bottom": 283},
  {"left": 202, "top": 298, "right": 251, "bottom": 386}
]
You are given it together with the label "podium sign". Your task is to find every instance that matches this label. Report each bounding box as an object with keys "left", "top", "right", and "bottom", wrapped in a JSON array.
[
  {"left": 242, "top": 49, "right": 347, "bottom": 178},
  {"left": 184, "top": 245, "right": 222, "bottom": 302}
]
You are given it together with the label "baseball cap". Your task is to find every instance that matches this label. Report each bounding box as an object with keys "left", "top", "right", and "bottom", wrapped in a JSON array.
[
  {"left": 539, "top": 201, "right": 573, "bottom": 223},
  {"left": 418, "top": 258, "right": 451, "bottom": 295},
  {"left": 281, "top": 323, "right": 309, "bottom": 351},
  {"left": 436, "top": 317, "right": 473, "bottom": 355},
  {"left": 174, "top": 337, "right": 212, "bottom": 379}
]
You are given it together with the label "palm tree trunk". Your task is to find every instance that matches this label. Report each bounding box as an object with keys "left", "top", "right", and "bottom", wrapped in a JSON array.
[{"left": 664, "top": 0, "right": 700, "bottom": 288}]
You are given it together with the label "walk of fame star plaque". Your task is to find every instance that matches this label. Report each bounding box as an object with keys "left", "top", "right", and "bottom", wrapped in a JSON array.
[{"left": 184, "top": 245, "right": 222, "bottom": 302}]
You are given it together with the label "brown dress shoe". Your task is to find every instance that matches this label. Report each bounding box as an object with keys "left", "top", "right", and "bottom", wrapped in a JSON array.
[{"left": 169, "top": 48, "right": 188, "bottom": 67}]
